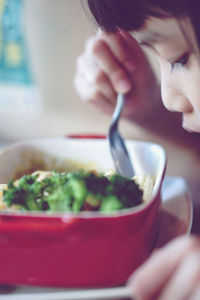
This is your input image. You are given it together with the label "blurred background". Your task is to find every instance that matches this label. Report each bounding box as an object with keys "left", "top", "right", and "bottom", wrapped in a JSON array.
[
  {"left": 0, "top": 0, "right": 160, "bottom": 147},
  {"left": 1, "top": 0, "right": 200, "bottom": 232}
]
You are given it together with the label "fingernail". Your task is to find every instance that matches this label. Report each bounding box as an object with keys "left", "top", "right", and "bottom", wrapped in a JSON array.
[
  {"left": 124, "top": 61, "right": 135, "bottom": 73},
  {"left": 117, "top": 79, "right": 131, "bottom": 93}
]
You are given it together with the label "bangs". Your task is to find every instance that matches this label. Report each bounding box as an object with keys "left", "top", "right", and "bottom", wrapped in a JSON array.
[
  {"left": 85, "top": 0, "right": 188, "bottom": 33},
  {"left": 86, "top": 0, "right": 169, "bottom": 32}
]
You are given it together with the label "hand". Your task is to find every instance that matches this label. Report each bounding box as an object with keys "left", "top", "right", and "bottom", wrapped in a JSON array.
[
  {"left": 73, "top": 30, "right": 160, "bottom": 121},
  {"left": 128, "top": 235, "right": 200, "bottom": 300}
]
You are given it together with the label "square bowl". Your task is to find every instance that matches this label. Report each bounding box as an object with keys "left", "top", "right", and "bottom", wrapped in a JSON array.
[{"left": 0, "top": 136, "right": 166, "bottom": 288}]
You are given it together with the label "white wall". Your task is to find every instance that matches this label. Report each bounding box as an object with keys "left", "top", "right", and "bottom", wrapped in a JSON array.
[{"left": 0, "top": 0, "right": 159, "bottom": 142}]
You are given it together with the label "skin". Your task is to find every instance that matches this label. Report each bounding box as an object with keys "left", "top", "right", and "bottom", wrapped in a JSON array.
[
  {"left": 74, "top": 15, "right": 200, "bottom": 299},
  {"left": 75, "top": 17, "right": 200, "bottom": 133},
  {"left": 126, "top": 16, "right": 200, "bottom": 300},
  {"left": 128, "top": 235, "right": 200, "bottom": 300},
  {"left": 134, "top": 17, "right": 200, "bottom": 133},
  {"left": 74, "top": 29, "right": 160, "bottom": 120},
  {"left": 74, "top": 21, "right": 200, "bottom": 149}
]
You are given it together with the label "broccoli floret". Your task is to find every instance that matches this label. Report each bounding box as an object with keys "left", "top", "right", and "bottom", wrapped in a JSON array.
[
  {"left": 106, "top": 174, "right": 143, "bottom": 207},
  {"left": 68, "top": 178, "right": 87, "bottom": 212},
  {"left": 100, "top": 195, "right": 123, "bottom": 212},
  {"left": 3, "top": 174, "right": 46, "bottom": 211},
  {"left": 46, "top": 186, "right": 72, "bottom": 211},
  {"left": 3, "top": 170, "right": 143, "bottom": 213}
]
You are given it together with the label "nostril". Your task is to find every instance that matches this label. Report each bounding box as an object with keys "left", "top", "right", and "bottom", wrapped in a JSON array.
[
  {"left": 172, "top": 101, "right": 193, "bottom": 114},
  {"left": 163, "top": 96, "right": 193, "bottom": 114}
]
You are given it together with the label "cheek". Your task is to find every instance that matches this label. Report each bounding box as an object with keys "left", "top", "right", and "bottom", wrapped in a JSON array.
[
  {"left": 159, "top": 60, "right": 200, "bottom": 113},
  {"left": 159, "top": 64, "right": 177, "bottom": 110},
  {"left": 181, "top": 70, "right": 200, "bottom": 112}
]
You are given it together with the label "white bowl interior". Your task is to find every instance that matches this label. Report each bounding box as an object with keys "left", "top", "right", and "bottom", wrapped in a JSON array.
[{"left": 0, "top": 136, "right": 166, "bottom": 199}]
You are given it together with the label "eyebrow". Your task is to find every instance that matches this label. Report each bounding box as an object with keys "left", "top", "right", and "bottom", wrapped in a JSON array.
[{"left": 139, "top": 31, "right": 165, "bottom": 46}]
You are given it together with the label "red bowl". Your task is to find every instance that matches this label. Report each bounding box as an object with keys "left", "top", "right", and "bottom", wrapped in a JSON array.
[{"left": 0, "top": 136, "right": 166, "bottom": 288}]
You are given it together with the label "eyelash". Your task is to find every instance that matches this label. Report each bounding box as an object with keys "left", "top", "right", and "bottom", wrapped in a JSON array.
[{"left": 170, "top": 53, "right": 190, "bottom": 72}]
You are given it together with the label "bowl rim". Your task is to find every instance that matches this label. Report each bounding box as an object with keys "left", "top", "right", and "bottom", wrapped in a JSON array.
[{"left": 0, "top": 136, "right": 167, "bottom": 219}]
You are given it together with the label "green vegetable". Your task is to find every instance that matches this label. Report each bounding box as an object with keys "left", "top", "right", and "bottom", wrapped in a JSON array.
[
  {"left": 100, "top": 195, "right": 123, "bottom": 213},
  {"left": 2, "top": 170, "right": 143, "bottom": 213}
]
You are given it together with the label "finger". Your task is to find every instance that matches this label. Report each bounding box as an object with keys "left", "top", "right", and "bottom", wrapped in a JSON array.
[
  {"left": 76, "top": 53, "right": 99, "bottom": 83},
  {"left": 190, "top": 286, "right": 200, "bottom": 300},
  {"left": 74, "top": 61, "right": 116, "bottom": 104},
  {"left": 121, "top": 31, "right": 153, "bottom": 72},
  {"left": 92, "top": 39, "right": 132, "bottom": 94},
  {"left": 121, "top": 31, "right": 147, "bottom": 61},
  {"left": 76, "top": 52, "right": 116, "bottom": 101},
  {"left": 159, "top": 250, "right": 200, "bottom": 300},
  {"left": 94, "top": 70, "right": 116, "bottom": 102},
  {"left": 128, "top": 235, "right": 200, "bottom": 300},
  {"left": 73, "top": 68, "right": 96, "bottom": 101},
  {"left": 99, "top": 31, "right": 136, "bottom": 73}
]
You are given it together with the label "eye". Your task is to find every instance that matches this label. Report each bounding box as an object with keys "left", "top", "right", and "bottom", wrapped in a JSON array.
[{"left": 170, "top": 53, "right": 190, "bottom": 72}]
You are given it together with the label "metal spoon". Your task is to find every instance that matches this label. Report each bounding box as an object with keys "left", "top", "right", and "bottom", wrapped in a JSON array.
[{"left": 108, "top": 93, "right": 135, "bottom": 178}]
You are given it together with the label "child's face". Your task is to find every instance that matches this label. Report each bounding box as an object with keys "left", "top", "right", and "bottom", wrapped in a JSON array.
[{"left": 134, "top": 17, "right": 200, "bottom": 133}]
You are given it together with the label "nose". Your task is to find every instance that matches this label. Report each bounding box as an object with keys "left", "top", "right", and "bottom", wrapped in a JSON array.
[
  {"left": 161, "top": 81, "right": 193, "bottom": 114},
  {"left": 164, "top": 96, "right": 193, "bottom": 113}
]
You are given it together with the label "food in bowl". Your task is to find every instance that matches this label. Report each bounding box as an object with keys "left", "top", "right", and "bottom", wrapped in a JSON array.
[{"left": 0, "top": 169, "right": 155, "bottom": 213}]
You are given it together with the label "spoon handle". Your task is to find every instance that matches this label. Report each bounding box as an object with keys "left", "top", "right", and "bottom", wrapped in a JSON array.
[
  {"left": 112, "top": 93, "right": 125, "bottom": 125},
  {"left": 108, "top": 93, "right": 135, "bottom": 178}
]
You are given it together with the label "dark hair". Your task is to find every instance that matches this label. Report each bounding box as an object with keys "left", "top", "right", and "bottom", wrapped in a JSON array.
[
  {"left": 86, "top": 0, "right": 190, "bottom": 32},
  {"left": 86, "top": 0, "right": 200, "bottom": 50}
]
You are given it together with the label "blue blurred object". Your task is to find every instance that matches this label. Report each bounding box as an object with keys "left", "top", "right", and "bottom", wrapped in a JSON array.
[{"left": 0, "top": 0, "right": 33, "bottom": 85}]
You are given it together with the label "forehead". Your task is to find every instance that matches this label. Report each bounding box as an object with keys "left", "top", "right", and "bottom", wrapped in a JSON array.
[{"left": 133, "top": 17, "right": 184, "bottom": 45}]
